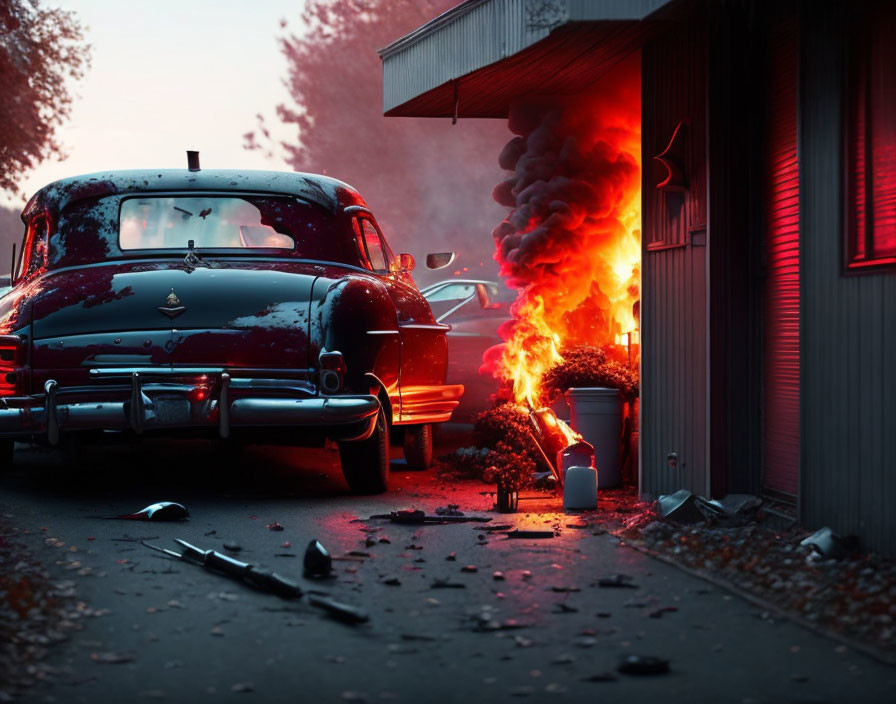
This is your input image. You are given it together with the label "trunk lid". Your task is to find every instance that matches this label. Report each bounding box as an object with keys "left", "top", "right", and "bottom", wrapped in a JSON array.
[{"left": 31, "top": 261, "right": 321, "bottom": 371}]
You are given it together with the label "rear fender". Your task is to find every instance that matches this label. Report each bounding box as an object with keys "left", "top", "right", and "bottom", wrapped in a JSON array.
[{"left": 313, "top": 277, "right": 400, "bottom": 400}]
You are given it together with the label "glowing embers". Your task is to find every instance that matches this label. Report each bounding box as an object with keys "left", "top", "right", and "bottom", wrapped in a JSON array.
[
  {"left": 487, "top": 57, "right": 642, "bottom": 409},
  {"left": 0, "top": 335, "right": 23, "bottom": 397}
]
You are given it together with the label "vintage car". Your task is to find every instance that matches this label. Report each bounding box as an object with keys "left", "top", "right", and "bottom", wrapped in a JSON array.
[{"left": 0, "top": 164, "right": 463, "bottom": 493}]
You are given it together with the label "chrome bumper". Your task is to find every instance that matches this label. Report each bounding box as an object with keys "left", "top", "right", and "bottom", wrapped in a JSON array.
[{"left": 0, "top": 371, "right": 380, "bottom": 443}]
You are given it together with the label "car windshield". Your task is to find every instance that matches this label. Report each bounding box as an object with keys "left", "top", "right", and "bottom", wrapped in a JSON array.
[{"left": 119, "top": 195, "right": 337, "bottom": 254}]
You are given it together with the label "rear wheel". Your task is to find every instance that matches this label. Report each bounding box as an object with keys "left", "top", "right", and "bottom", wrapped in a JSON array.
[
  {"left": 339, "top": 404, "right": 389, "bottom": 494},
  {"left": 402, "top": 423, "right": 433, "bottom": 471}
]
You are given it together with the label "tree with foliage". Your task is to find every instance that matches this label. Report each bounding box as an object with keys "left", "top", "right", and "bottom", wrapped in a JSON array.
[
  {"left": 246, "top": 0, "right": 507, "bottom": 282},
  {"left": 0, "top": 0, "right": 91, "bottom": 196}
]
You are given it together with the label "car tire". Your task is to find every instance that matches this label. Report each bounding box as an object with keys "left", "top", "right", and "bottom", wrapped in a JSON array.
[
  {"left": 339, "top": 404, "right": 389, "bottom": 494},
  {"left": 402, "top": 424, "right": 433, "bottom": 471}
]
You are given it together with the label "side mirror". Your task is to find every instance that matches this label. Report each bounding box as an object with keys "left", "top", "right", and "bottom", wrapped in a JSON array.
[
  {"left": 392, "top": 253, "right": 416, "bottom": 272},
  {"left": 425, "top": 252, "right": 456, "bottom": 270}
]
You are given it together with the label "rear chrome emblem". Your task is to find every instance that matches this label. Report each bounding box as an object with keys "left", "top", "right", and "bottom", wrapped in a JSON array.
[{"left": 159, "top": 288, "right": 186, "bottom": 318}]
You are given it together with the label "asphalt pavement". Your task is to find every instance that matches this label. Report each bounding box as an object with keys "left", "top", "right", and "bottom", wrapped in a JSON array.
[{"left": 1, "top": 433, "right": 895, "bottom": 703}]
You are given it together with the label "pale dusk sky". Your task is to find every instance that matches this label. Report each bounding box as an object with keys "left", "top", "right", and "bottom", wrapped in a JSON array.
[{"left": 3, "top": 0, "right": 303, "bottom": 209}]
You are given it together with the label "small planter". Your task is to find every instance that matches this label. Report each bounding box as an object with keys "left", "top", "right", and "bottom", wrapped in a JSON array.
[{"left": 495, "top": 484, "right": 519, "bottom": 513}]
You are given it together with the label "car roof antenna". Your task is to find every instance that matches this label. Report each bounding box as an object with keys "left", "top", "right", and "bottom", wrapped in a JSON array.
[{"left": 187, "top": 150, "right": 200, "bottom": 172}]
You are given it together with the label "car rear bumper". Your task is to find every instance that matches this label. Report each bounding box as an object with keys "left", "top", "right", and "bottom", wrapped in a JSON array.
[{"left": 0, "top": 370, "right": 381, "bottom": 444}]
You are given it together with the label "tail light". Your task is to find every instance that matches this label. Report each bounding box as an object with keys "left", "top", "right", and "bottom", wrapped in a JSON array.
[
  {"left": 318, "top": 351, "right": 346, "bottom": 394},
  {"left": 0, "top": 335, "right": 24, "bottom": 397}
]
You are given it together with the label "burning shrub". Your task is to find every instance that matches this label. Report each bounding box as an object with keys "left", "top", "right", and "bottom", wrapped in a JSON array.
[
  {"left": 542, "top": 345, "right": 639, "bottom": 403},
  {"left": 437, "top": 403, "right": 544, "bottom": 490}
]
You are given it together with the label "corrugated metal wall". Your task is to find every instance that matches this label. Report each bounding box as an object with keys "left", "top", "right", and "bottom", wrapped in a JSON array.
[
  {"left": 763, "top": 16, "right": 801, "bottom": 498},
  {"left": 706, "top": 0, "right": 766, "bottom": 498},
  {"left": 641, "top": 9, "right": 709, "bottom": 497},
  {"left": 800, "top": 1, "right": 896, "bottom": 554}
]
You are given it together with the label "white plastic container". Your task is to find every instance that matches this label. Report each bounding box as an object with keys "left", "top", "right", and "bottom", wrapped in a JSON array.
[
  {"left": 565, "top": 387, "right": 622, "bottom": 489},
  {"left": 564, "top": 466, "right": 598, "bottom": 510}
]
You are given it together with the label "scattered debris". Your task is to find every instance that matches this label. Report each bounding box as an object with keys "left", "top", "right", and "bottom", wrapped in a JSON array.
[
  {"left": 648, "top": 606, "right": 679, "bottom": 619},
  {"left": 617, "top": 655, "right": 670, "bottom": 676},
  {"left": 142, "top": 540, "right": 302, "bottom": 598},
  {"left": 267, "top": 522, "right": 284, "bottom": 532},
  {"left": 103, "top": 502, "right": 189, "bottom": 522},
  {"left": 505, "top": 530, "right": 554, "bottom": 540},
  {"left": 435, "top": 505, "right": 464, "bottom": 516},
  {"left": 369, "top": 510, "right": 492, "bottom": 524},
  {"left": 304, "top": 540, "right": 333, "bottom": 578},
  {"left": 597, "top": 574, "right": 637, "bottom": 589},
  {"left": 475, "top": 524, "right": 514, "bottom": 533},
  {"left": 431, "top": 579, "right": 466, "bottom": 589},
  {"left": 655, "top": 490, "right": 707, "bottom": 524},
  {"left": 90, "top": 651, "right": 137, "bottom": 664},
  {"left": 307, "top": 595, "right": 369, "bottom": 624},
  {"left": 800, "top": 526, "right": 858, "bottom": 560}
]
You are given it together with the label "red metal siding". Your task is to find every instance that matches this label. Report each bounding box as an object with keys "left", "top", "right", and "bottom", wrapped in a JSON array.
[{"left": 763, "top": 18, "right": 800, "bottom": 497}]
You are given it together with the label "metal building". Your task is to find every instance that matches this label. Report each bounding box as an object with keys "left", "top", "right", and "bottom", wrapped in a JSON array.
[{"left": 381, "top": 0, "right": 896, "bottom": 554}]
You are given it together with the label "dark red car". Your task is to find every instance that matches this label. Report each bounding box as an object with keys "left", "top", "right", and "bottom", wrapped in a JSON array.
[{"left": 0, "top": 168, "right": 462, "bottom": 493}]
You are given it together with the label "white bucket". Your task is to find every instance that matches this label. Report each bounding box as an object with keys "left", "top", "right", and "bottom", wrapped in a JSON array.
[
  {"left": 565, "top": 387, "right": 622, "bottom": 489},
  {"left": 564, "top": 466, "right": 598, "bottom": 510}
]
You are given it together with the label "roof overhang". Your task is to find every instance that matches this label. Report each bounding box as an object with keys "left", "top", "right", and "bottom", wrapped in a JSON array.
[{"left": 380, "top": 0, "right": 672, "bottom": 119}]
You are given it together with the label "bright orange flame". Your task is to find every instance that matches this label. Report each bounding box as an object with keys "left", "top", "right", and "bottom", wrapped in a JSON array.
[{"left": 492, "top": 59, "right": 642, "bottom": 408}]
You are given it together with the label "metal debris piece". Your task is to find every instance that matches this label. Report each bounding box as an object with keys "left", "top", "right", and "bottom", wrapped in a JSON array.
[
  {"left": 505, "top": 530, "right": 554, "bottom": 540},
  {"left": 435, "top": 504, "right": 464, "bottom": 516},
  {"left": 648, "top": 606, "right": 679, "bottom": 619},
  {"left": 90, "top": 651, "right": 136, "bottom": 664},
  {"left": 597, "top": 574, "right": 637, "bottom": 589},
  {"left": 368, "top": 510, "right": 492, "bottom": 524},
  {"left": 718, "top": 493, "right": 763, "bottom": 516},
  {"left": 474, "top": 524, "right": 514, "bottom": 532},
  {"left": 267, "top": 522, "right": 284, "bottom": 532},
  {"left": 222, "top": 542, "right": 241, "bottom": 552},
  {"left": 655, "top": 490, "right": 705, "bottom": 523},
  {"left": 103, "top": 502, "right": 188, "bottom": 521},
  {"left": 142, "top": 539, "right": 303, "bottom": 599},
  {"left": 381, "top": 576, "right": 401, "bottom": 586},
  {"left": 493, "top": 571, "right": 505, "bottom": 581},
  {"left": 304, "top": 540, "right": 333, "bottom": 578},
  {"left": 800, "top": 526, "right": 858, "bottom": 560},
  {"left": 307, "top": 594, "right": 369, "bottom": 624},
  {"left": 446, "top": 552, "right": 457, "bottom": 561},
  {"left": 461, "top": 565, "right": 478, "bottom": 573},
  {"left": 431, "top": 579, "right": 466, "bottom": 589},
  {"left": 617, "top": 655, "right": 670, "bottom": 675},
  {"left": 550, "top": 586, "right": 580, "bottom": 593}
]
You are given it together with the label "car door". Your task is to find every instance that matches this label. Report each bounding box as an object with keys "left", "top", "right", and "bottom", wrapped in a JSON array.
[{"left": 353, "top": 216, "right": 449, "bottom": 422}]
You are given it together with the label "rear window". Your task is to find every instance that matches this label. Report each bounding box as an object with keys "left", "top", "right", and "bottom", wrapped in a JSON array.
[
  {"left": 118, "top": 195, "right": 355, "bottom": 261},
  {"left": 50, "top": 194, "right": 365, "bottom": 269}
]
